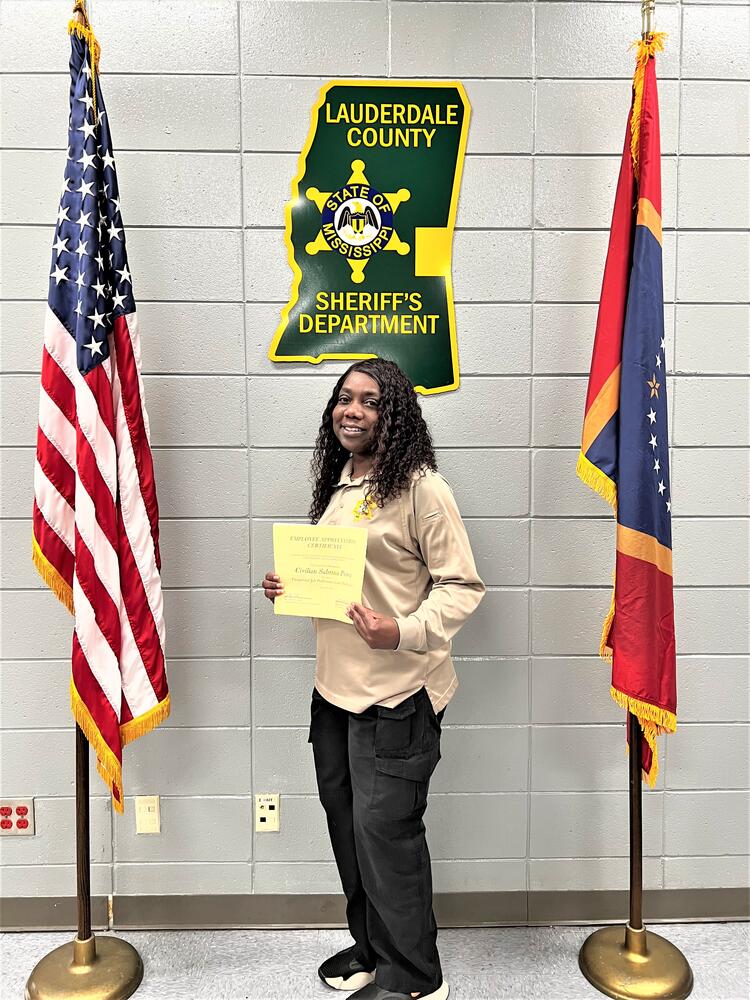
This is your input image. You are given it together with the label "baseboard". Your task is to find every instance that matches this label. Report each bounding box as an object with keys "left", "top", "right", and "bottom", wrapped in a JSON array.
[{"left": 1, "top": 889, "right": 748, "bottom": 931}]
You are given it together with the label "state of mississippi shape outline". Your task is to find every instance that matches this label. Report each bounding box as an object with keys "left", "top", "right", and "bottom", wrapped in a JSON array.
[{"left": 268, "top": 79, "right": 471, "bottom": 396}]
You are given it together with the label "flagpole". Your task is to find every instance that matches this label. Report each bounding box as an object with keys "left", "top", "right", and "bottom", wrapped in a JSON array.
[
  {"left": 25, "top": 728, "right": 144, "bottom": 1000},
  {"left": 578, "top": 712, "right": 693, "bottom": 1000}
]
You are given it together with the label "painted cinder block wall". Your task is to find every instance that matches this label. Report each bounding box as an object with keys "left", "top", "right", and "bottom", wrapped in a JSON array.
[{"left": 0, "top": 0, "right": 748, "bottom": 904}]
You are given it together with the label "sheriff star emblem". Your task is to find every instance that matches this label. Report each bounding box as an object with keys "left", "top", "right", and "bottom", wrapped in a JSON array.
[{"left": 305, "top": 159, "right": 411, "bottom": 284}]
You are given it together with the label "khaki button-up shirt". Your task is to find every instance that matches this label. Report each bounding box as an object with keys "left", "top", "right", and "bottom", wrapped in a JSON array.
[{"left": 313, "top": 458, "right": 485, "bottom": 714}]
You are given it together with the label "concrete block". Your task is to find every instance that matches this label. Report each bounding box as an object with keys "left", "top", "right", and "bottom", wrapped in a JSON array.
[
  {"left": 0, "top": 797, "right": 111, "bottom": 866},
  {"left": 532, "top": 449, "right": 608, "bottom": 517},
  {"left": 253, "top": 796, "right": 333, "bottom": 862},
  {"left": 463, "top": 81, "right": 534, "bottom": 154},
  {"left": 0, "top": 0, "right": 240, "bottom": 74},
  {"left": 458, "top": 156, "right": 532, "bottom": 229},
  {"left": 530, "top": 857, "right": 662, "bottom": 892},
  {"left": 682, "top": 6, "right": 749, "bottom": 79},
  {"left": 531, "top": 588, "right": 613, "bottom": 656},
  {"left": 678, "top": 157, "right": 750, "bottom": 229},
  {"left": 454, "top": 230, "right": 532, "bottom": 302},
  {"left": 427, "top": 793, "right": 528, "bottom": 859},
  {"left": 432, "top": 728, "right": 529, "bottom": 793},
  {"left": 391, "top": 2, "right": 533, "bottom": 77},
  {"left": 664, "top": 856, "right": 750, "bottom": 890},
  {"left": 532, "top": 376, "right": 587, "bottom": 447},
  {"left": 240, "top": 1, "right": 388, "bottom": 77},
  {"left": 679, "top": 82, "right": 750, "bottom": 155},
  {"left": 457, "top": 304, "right": 532, "bottom": 375},
  {"left": 676, "top": 305, "right": 750, "bottom": 375},
  {"left": 536, "top": 3, "right": 680, "bottom": 79},
  {"left": 252, "top": 658, "right": 317, "bottom": 727},
  {"left": 536, "top": 80, "right": 678, "bottom": 155},
  {"left": 531, "top": 791, "right": 663, "bottom": 857},
  {"left": 162, "top": 589, "right": 250, "bottom": 658},
  {"left": 674, "top": 588, "right": 750, "bottom": 655},
  {"left": 664, "top": 790, "right": 749, "bottom": 855},
  {"left": 673, "top": 378, "right": 749, "bottom": 447},
  {"left": 531, "top": 725, "right": 662, "bottom": 791},
  {"left": 114, "top": 797, "right": 253, "bottom": 863},
  {"left": 532, "top": 518, "right": 613, "bottom": 587},
  {"left": 677, "top": 233, "right": 749, "bottom": 303},
  {"left": 122, "top": 728, "right": 251, "bottom": 796},
  {"left": 142, "top": 375, "right": 247, "bottom": 447},
  {"left": 534, "top": 156, "right": 677, "bottom": 230},
  {"left": 448, "top": 659, "right": 529, "bottom": 725},
  {"left": 242, "top": 76, "right": 327, "bottom": 152},
  {"left": 531, "top": 658, "right": 623, "bottom": 725},
  {"left": 163, "top": 659, "right": 251, "bottom": 729},
  {"left": 153, "top": 448, "right": 249, "bottom": 519},
  {"left": 672, "top": 519, "right": 749, "bottom": 586},
  {"left": 666, "top": 725, "right": 749, "bottom": 790},
  {"left": 678, "top": 657, "right": 750, "bottom": 723},
  {"left": 115, "top": 862, "right": 252, "bottom": 895},
  {"left": 0, "top": 151, "right": 242, "bottom": 229},
  {"left": 670, "top": 448, "right": 749, "bottom": 516},
  {"left": 159, "top": 518, "right": 250, "bottom": 588}
]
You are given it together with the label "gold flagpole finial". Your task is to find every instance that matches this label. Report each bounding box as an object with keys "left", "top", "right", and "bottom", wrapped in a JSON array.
[{"left": 641, "top": 0, "right": 656, "bottom": 39}]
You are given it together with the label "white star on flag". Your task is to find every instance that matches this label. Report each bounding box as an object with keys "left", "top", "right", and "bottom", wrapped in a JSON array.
[
  {"left": 50, "top": 264, "right": 69, "bottom": 285},
  {"left": 84, "top": 337, "right": 104, "bottom": 356}
]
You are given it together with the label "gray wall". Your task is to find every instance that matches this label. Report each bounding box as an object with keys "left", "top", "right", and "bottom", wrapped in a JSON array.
[{"left": 0, "top": 0, "right": 748, "bottom": 903}]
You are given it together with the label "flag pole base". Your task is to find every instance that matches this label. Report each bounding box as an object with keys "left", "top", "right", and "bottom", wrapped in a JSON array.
[
  {"left": 579, "top": 924, "right": 693, "bottom": 1000},
  {"left": 25, "top": 933, "right": 143, "bottom": 1000}
]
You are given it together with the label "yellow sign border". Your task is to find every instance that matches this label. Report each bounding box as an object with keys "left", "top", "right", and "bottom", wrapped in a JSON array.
[{"left": 267, "top": 78, "right": 472, "bottom": 396}]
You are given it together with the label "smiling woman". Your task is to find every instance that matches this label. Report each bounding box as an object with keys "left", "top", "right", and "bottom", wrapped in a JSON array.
[{"left": 262, "top": 359, "right": 485, "bottom": 1000}]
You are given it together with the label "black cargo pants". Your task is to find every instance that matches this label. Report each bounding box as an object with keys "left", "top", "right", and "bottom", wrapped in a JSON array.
[{"left": 308, "top": 684, "right": 446, "bottom": 995}]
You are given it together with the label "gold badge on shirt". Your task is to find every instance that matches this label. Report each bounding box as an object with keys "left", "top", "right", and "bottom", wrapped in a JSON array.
[{"left": 353, "top": 497, "right": 377, "bottom": 520}]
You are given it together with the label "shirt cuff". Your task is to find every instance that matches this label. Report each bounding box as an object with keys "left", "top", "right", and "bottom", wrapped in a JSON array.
[{"left": 394, "top": 615, "right": 425, "bottom": 652}]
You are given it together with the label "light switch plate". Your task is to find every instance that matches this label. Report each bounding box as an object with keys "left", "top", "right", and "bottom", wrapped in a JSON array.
[
  {"left": 255, "top": 793, "right": 280, "bottom": 832},
  {"left": 135, "top": 795, "right": 161, "bottom": 834}
]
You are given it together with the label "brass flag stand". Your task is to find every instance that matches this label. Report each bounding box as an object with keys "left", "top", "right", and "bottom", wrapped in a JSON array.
[
  {"left": 25, "top": 727, "right": 143, "bottom": 1000},
  {"left": 578, "top": 714, "right": 693, "bottom": 1000}
]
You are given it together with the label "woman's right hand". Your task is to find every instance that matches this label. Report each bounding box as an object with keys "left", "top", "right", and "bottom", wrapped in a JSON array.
[{"left": 262, "top": 572, "right": 284, "bottom": 603}]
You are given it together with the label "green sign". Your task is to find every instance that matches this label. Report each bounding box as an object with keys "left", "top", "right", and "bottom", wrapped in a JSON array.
[{"left": 269, "top": 80, "right": 471, "bottom": 395}]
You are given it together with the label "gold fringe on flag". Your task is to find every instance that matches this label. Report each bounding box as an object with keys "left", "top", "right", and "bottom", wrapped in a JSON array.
[
  {"left": 32, "top": 533, "right": 74, "bottom": 614},
  {"left": 629, "top": 32, "right": 668, "bottom": 179},
  {"left": 610, "top": 685, "right": 677, "bottom": 787},
  {"left": 120, "top": 694, "right": 171, "bottom": 747},
  {"left": 71, "top": 679, "right": 125, "bottom": 813}
]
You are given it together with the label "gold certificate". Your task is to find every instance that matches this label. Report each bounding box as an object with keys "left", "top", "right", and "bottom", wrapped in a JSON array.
[{"left": 272, "top": 524, "right": 368, "bottom": 624}]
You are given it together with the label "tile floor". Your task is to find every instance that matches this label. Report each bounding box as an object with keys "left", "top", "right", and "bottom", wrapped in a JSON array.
[{"left": 2, "top": 923, "right": 748, "bottom": 999}]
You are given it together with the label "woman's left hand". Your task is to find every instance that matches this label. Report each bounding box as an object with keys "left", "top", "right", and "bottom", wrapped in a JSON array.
[{"left": 346, "top": 603, "right": 399, "bottom": 650}]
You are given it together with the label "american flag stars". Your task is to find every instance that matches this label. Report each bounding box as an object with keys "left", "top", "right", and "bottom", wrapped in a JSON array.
[{"left": 48, "top": 50, "right": 134, "bottom": 374}]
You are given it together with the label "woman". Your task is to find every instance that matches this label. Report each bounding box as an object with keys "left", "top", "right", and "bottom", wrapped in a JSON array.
[{"left": 263, "top": 359, "right": 485, "bottom": 1000}]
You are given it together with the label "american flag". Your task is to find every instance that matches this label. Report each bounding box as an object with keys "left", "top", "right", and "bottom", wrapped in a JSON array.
[
  {"left": 576, "top": 34, "right": 676, "bottom": 787},
  {"left": 33, "top": 13, "right": 169, "bottom": 812}
]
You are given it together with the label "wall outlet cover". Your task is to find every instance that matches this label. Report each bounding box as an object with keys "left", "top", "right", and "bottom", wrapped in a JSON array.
[
  {"left": 0, "top": 799, "right": 35, "bottom": 836},
  {"left": 255, "top": 793, "right": 280, "bottom": 833}
]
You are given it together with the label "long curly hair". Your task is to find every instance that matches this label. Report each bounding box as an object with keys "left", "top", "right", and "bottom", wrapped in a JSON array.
[{"left": 309, "top": 359, "right": 437, "bottom": 523}]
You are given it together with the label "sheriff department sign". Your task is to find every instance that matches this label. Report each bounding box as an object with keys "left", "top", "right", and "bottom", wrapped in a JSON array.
[{"left": 269, "top": 80, "right": 471, "bottom": 395}]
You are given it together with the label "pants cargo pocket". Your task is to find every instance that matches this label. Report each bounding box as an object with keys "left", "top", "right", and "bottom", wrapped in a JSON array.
[{"left": 374, "top": 694, "right": 417, "bottom": 757}]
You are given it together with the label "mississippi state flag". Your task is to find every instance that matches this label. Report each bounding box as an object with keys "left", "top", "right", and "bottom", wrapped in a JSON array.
[
  {"left": 32, "top": 9, "right": 169, "bottom": 811},
  {"left": 577, "top": 34, "right": 675, "bottom": 787}
]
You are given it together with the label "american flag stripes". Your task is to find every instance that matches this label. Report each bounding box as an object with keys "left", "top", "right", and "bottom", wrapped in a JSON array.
[
  {"left": 33, "top": 11, "right": 169, "bottom": 812},
  {"left": 577, "top": 34, "right": 676, "bottom": 787}
]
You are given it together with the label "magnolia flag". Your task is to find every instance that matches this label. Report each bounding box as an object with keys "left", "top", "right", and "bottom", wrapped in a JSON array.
[
  {"left": 32, "top": 7, "right": 169, "bottom": 812},
  {"left": 577, "top": 34, "right": 675, "bottom": 787}
]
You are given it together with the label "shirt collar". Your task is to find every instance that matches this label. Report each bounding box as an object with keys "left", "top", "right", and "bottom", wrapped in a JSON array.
[{"left": 337, "top": 456, "right": 371, "bottom": 487}]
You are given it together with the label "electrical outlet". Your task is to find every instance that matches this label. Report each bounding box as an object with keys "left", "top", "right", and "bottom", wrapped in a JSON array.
[
  {"left": 135, "top": 795, "right": 161, "bottom": 834},
  {"left": 0, "top": 799, "right": 35, "bottom": 836},
  {"left": 255, "top": 793, "right": 280, "bottom": 832}
]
